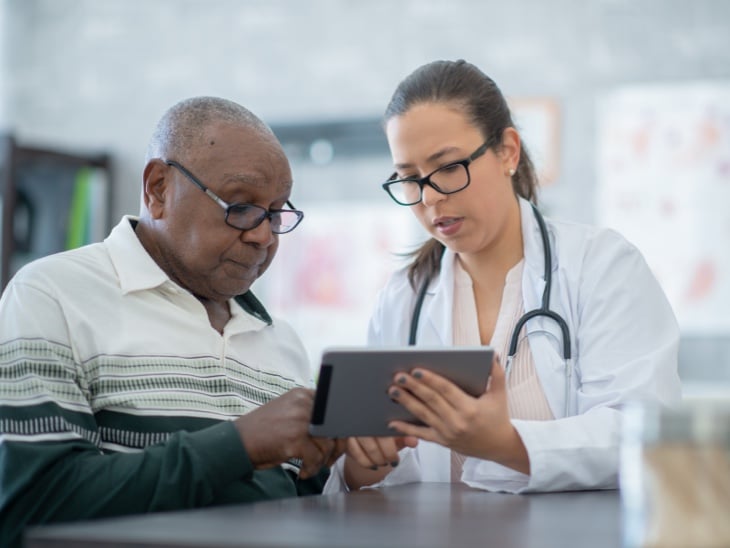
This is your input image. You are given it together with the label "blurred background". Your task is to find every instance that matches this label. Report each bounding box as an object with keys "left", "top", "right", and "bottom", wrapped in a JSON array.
[{"left": 1, "top": 0, "right": 729, "bottom": 397}]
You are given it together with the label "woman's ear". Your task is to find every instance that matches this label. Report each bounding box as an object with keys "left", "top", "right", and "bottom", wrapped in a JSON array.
[
  {"left": 499, "top": 127, "right": 522, "bottom": 176},
  {"left": 142, "top": 159, "right": 169, "bottom": 219}
]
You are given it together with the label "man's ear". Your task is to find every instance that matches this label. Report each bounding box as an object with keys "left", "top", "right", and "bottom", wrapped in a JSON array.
[
  {"left": 142, "top": 159, "right": 170, "bottom": 219},
  {"left": 499, "top": 127, "right": 522, "bottom": 175}
]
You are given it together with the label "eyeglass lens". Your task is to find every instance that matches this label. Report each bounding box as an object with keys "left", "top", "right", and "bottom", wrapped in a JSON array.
[
  {"left": 226, "top": 205, "right": 302, "bottom": 234},
  {"left": 391, "top": 163, "right": 470, "bottom": 205}
]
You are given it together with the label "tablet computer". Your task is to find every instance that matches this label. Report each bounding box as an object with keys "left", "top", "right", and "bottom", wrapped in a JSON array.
[{"left": 309, "top": 346, "right": 494, "bottom": 438}]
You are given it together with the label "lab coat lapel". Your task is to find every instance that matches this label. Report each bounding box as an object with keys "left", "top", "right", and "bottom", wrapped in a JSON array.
[{"left": 520, "top": 198, "right": 549, "bottom": 312}]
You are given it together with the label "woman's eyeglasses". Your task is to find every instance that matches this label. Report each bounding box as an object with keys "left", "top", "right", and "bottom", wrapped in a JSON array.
[{"left": 382, "top": 140, "right": 492, "bottom": 206}]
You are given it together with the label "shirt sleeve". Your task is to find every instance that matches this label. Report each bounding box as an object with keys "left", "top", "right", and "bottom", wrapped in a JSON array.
[
  {"left": 323, "top": 447, "right": 424, "bottom": 493},
  {"left": 0, "top": 280, "right": 255, "bottom": 546}
]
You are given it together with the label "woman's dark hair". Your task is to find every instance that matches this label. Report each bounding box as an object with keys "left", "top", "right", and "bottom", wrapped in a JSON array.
[{"left": 384, "top": 59, "right": 539, "bottom": 289}]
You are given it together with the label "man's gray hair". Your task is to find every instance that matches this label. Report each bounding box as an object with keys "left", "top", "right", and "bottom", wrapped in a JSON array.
[{"left": 145, "top": 96, "right": 275, "bottom": 162}]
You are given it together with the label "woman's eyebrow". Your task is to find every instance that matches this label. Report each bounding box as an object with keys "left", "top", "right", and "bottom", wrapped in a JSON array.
[{"left": 393, "top": 146, "right": 461, "bottom": 170}]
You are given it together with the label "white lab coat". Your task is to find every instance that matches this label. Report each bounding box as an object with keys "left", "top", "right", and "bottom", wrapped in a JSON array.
[{"left": 325, "top": 197, "right": 681, "bottom": 493}]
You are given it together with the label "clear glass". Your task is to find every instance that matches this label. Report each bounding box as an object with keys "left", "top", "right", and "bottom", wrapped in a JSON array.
[{"left": 621, "top": 402, "right": 730, "bottom": 548}]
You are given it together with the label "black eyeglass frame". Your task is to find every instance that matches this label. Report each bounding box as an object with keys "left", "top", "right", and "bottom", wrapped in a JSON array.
[
  {"left": 382, "top": 140, "right": 493, "bottom": 206},
  {"left": 165, "top": 160, "right": 304, "bottom": 234}
]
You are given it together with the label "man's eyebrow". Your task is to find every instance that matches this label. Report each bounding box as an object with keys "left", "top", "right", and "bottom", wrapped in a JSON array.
[
  {"left": 220, "top": 172, "right": 293, "bottom": 192},
  {"left": 393, "top": 146, "right": 461, "bottom": 171},
  {"left": 221, "top": 172, "right": 258, "bottom": 183},
  {"left": 219, "top": 172, "right": 267, "bottom": 189}
]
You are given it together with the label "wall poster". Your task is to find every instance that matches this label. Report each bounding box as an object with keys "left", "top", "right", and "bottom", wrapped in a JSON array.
[{"left": 597, "top": 82, "right": 730, "bottom": 333}]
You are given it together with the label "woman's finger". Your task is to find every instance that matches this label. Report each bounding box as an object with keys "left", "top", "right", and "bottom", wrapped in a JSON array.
[
  {"left": 388, "top": 420, "right": 440, "bottom": 444},
  {"left": 402, "top": 368, "right": 471, "bottom": 409},
  {"left": 347, "top": 437, "right": 389, "bottom": 468},
  {"left": 389, "top": 377, "right": 449, "bottom": 432}
]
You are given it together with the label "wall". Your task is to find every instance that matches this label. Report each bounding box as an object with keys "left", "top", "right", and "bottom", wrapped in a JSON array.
[
  {"left": 2, "top": 0, "right": 730, "bottom": 385},
  {"left": 0, "top": 0, "right": 6, "bottom": 129},
  {"left": 3, "top": 0, "right": 728, "bottom": 220}
]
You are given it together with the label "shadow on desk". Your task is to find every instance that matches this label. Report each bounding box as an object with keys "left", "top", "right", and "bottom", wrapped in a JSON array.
[{"left": 26, "top": 483, "right": 621, "bottom": 548}]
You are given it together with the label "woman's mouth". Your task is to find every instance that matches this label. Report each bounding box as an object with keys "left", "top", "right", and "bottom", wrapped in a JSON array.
[{"left": 433, "top": 216, "right": 464, "bottom": 236}]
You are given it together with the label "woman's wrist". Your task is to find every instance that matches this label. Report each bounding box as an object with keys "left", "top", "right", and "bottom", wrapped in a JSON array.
[
  {"left": 343, "top": 455, "right": 393, "bottom": 490},
  {"left": 491, "top": 425, "right": 530, "bottom": 475}
]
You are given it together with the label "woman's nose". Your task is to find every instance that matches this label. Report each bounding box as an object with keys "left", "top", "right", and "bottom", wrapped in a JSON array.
[{"left": 420, "top": 183, "right": 446, "bottom": 208}]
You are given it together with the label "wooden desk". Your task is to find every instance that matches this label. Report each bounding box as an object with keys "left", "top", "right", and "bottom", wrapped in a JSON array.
[{"left": 25, "top": 484, "right": 621, "bottom": 548}]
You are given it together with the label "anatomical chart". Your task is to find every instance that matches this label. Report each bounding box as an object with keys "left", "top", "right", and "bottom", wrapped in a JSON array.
[{"left": 597, "top": 83, "right": 730, "bottom": 333}]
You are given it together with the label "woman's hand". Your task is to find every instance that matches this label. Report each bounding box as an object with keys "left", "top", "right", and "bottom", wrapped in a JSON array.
[
  {"left": 343, "top": 435, "right": 418, "bottom": 490},
  {"left": 387, "top": 356, "right": 530, "bottom": 474}
]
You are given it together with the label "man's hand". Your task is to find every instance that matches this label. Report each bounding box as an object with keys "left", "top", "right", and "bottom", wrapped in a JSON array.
[{"left": 233, "top": 388, "right": 345, "bottom": 479}]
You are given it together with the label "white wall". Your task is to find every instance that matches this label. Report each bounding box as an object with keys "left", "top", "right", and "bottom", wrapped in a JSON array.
[
  {"left": 4, "top": 0, "right": 729, "bottom": 223},
  {"left": 0, "top": 0, "right": 7, "bottom": 130},
  {"left": 2, "top": 0, "right": 730, "bottom": 383}
]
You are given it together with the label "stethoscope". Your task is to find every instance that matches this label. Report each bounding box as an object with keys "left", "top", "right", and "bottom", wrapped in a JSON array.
[{"left": 408, "top": 203, "right": 574, "bottom": 416}]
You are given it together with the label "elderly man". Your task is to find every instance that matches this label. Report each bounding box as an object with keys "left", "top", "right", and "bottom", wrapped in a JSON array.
[{"left": 0, "top": 97, "right": 342, "bottom": 547}]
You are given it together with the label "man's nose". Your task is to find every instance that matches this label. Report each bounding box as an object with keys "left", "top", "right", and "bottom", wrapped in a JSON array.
[{"left": 240, "top": 218, "right": 276, "bottom": 247}]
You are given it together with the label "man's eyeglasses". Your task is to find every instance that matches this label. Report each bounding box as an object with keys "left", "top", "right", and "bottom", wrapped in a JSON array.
[
  {"left": 382, "top": 140, "right": 492, "bottom": 206},
  {"left": 165, "top": 160, "right": 304, "bottom": 234}
]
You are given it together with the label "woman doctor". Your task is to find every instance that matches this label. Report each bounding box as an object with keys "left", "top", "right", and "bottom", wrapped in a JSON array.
[{"left": 326, "top": 59, "right": 682, "bottom": 493}]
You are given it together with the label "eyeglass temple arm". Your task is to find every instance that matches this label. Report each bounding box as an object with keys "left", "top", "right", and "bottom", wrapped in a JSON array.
[
  {"left": 200, "top": 189, "right": 228, "bottom": 210},
  {"left": 167, "top": 160, "right": 230, "bottom": 211}
]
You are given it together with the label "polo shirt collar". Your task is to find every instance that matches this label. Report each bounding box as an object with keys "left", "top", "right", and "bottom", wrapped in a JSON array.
[
  {"left": 234, "top": 291, "right": 273, "bottom": 326},
  {"left": 105, "top": 216, "right": 169, "bottom": 294},
  {"left": 104, "top": 216, "right": 273, "bottom": 326}
]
